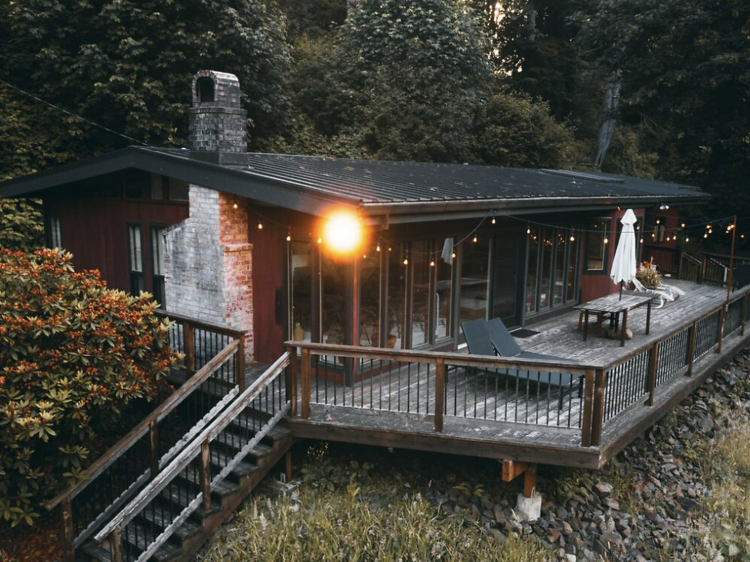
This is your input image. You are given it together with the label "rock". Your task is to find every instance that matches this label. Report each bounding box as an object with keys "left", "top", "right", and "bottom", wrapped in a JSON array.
[{"left": 594, "top": 482, "right": 614, "bottom": 498}]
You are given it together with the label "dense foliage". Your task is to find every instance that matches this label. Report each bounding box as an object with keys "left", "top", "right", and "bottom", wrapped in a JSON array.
[
  {"left": 0, "top": 0, "right": 746, "bottom": 247},
  {"left": 0, "top": 250, "right": 180, "bottom": 527}
]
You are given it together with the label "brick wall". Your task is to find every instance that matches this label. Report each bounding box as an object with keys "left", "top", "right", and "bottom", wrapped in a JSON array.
[{"left": 164, "top": 186, "right": 254, "bottom": 359}]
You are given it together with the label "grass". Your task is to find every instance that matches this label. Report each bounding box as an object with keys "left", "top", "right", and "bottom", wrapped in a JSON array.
[{"left": 198, "top": 444, "right": 549, "bottom": 562}]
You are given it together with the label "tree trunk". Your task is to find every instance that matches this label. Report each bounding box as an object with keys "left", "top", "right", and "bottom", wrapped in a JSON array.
[{"left": 593, "top": 70, "right": 621, "bottom": 168}]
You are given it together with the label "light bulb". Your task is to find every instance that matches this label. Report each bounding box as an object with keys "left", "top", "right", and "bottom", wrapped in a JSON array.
[
  {"left": 656, "top": 219, "right": 660, "bottom": 225},
  {"left": 640, "top": 238, "right": 644, "bottom": 244},
  {"left": 376, "top": 244, "right": 381, "bottom": 252},
  {"left": 603, "top": 237, "right": 609, "bottom": 244},
  {"left": 681, "top": 223, "right": 686, "bottom": 228},
  {"left": 570, "top": 235, "right": 575, "bottom": 242},
  {"left": 286, "top": 234, "right": 291, "bottom": 242},
  {"left": 317, "top": 237, "right": 322, "bottom": 244},
  {"left": 257, "top": 222, "right": 263, "bottom": 230},
  {"left": 527, "top": 227, "right": 531, "bottom": 235},
  {"left": 472, "top": 236, "right": 478, "bottom": 243},
  {"left": 491, "top": 218, "right": 496, "bottom": 225},
  {"left": 685, "top": 237, "right": 689, "bottom": 243},
  {"left": 403, "top": 258, "right": 409, "bottom": 266},
  {"left": 233, "top": 203, "right": 238, "bottom": 210},
  {"left": 704, "top": 233, "right": 708, "bottom": 239},
  {"left": 430, "top": 260, "right": 435, "bottom": 267},
  {"left": 451, "top": 252, "right": 457, "bottom": 259}
]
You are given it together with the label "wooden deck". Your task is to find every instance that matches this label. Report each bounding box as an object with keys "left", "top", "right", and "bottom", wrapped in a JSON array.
[{"left": 253, "top": 280, "right": 750, "bottom": 469}]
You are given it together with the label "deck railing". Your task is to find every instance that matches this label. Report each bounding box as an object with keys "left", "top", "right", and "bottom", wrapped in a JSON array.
[
  {"left": 46, "top": 313, "right": 246, "bottom": 562},
  {"left": 287, "top": 285, "right": 750, "bottom": 450},
  {"left": 287, "top": 343, "right": 595, "bottom": 433},
  {"left": 595, "top": 286, "right": 750, "bottom": 443}
]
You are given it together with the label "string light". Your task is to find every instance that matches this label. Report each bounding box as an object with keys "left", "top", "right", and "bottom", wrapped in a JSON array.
[
  {"left": 257, "top": 222, "right": 263, "bottom": 230},
  {"left": 403, "top": 258, "right": 409, "bottom": 266},
  {"left": 376, "top": 244, "right": 381, "bottom": 252},
  {"left": 685, "top": 237, "right": 690, "bottom": 243},
  {"left": 527, "top": 227, "right": 531, "bottom": 235},
  {"left": 603, "top": 237, "right": 609, "bottom": 244},
  {"left": 233, "top": 202, "right": 239, "bottom": 210},
  {"left": 472, "top": 235, "right": 478, "bottom": 243},
  {"left": 570, "top": 235, "right": 576, "bottom": 242},
  {"left": 491, "top": 217, "right": 496, "bottom": 225},
  {"left": 317, "top": 237, "right": 322, "bottom": 244},
  {"left": 640, "top": 238, "right": 644, "bottom": 244},
  {"left": 388, "top": 246, "right": 392, "bottom": 252},
  {"left": 451, "top": 252, "right": 457, "bottom": 259},
  {"left": 286, "top": 233, "right": 291, "bottom": 242},
  {"left": 681, "top": 222, "right": 686, "bottom": 228},
  {"left": 430, "top": 259, "right": 435, "bottom": 267},
  {"left": 704, "top": 233, "right": 709, "bottom": 239},
  {"left": 656, "top": 219, "right": 660, "bottom": 225},
  {"left": 742, "top": 234, "right": 746, "bottom": 239}
]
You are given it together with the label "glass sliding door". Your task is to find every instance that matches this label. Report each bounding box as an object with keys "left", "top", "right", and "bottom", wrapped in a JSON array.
[
  {"left": 539, "top": 228, "right": 553, "bottom": 309},
  {"left": 386, "top": 244, "right": 407, "bottom": 349},
  {"left": 289, "top": 242, "right": 313, "bottom": 342},
  {"left": 411, "top": 240, "right": 432, "bottom": 347},
  {"left": 491, "top": 229, "right": 525, "bottom": 327},
  {"left": 320, "top": 252, "right": 348, "bottom": 345},
  {"left": 435, "top": 240, "right": 453, "bottom": 340},
  {"left": 566, "top": 230, "right": 579, "bottom": 302},
  {"left": 459, "top": 237, "right": 491, "bottom": 329},
  {"left": 525, "top": 228, "right": 540, "bottom": 313},
  {"left": 359, "top": 243, "right": 381, "bottom": 347},
  {"left": 553, "top": 229, "right": 566, "bottom": 306}
]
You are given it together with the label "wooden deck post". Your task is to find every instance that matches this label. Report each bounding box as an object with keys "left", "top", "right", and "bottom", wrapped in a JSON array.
[
  {"left": 580, "top": 369, "right": 595, "bottom": 447},
  {"left": 716, "top": 305, "right": 726, "bottom": 354},
  {"left": 434, "top": 359, "right": 445, "bottom": 433},
  {"left": 109, "top": 526, "right": 124, "bottom": 562},
  {"left": 285, "top": 451, "right": 293, "bottom": 483},
  {"left": 646, "top": 342, "right": 659, "bottom": 406},
  {"left": 199, "top": 439, "right": 211, "bottom": 511},
  {"left": 686, "top": 320, "right": 698, "bottom": 376},
  {"left": 61, "top": 496, "right": 75, "bottom": 562},
  {"left": 286, "top": 345, "right": 298, "bottom": 417},
  {"left": 237, "top": 335, "right": 247, "bottom": 393},
  {"left": 742, "top": 294, "right": 748, "bottom": 336},
  {"left": 149, "top": 419, "right": 159, "bottom": 480},
  {"left": 300, "top": 348, "right": 311, "bottom": 420},
  {"left": 183, "top": 321, "right": 195, "bottom": 374},
  {"left": 591, "top": 369, "right": 607, "bottom": 447},
  {"left": 523, "top": 469, "right": 537, "bottom": 499}
]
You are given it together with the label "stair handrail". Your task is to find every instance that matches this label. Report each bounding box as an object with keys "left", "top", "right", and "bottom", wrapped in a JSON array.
[{"left": 95, "top": 351, "right": 291, "bottom": 562}]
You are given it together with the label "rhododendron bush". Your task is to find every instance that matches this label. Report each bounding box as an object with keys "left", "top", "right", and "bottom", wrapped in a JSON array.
[{"left": 0, "top": 249, "right": 180, "bottom": 526}]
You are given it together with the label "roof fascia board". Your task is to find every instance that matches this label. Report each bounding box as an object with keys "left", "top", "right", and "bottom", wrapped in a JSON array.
[
  {"left": 359, "top": 194, "right": 709, "bottom": 217},
  {"left": 2, "top": 147, "right": 357, "bottom": 217}
]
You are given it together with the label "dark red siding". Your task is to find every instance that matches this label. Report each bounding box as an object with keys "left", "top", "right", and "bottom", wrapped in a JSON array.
[{"left": 44, "top": 195, "right": 188, "bottom": 293}]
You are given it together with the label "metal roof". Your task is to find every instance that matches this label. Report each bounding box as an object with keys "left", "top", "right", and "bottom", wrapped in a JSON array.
[{"left": 2, "top": 146, "right": 708, "bottom": 221}]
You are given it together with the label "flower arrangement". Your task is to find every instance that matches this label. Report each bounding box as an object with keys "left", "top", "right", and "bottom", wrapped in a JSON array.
[{"left": 636, "top": 262, "right": 663, "bottom": 289}]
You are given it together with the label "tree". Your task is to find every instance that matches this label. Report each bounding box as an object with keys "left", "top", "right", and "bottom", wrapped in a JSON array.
[
  {"left": 0, "top": 249, "right": 181, "bottom": 526},
  {"left": 574, "top": 0, "right": 750, "bottom": 217},
  {"left": 0, "top": 0, "right": 292, "bottom": 161}
]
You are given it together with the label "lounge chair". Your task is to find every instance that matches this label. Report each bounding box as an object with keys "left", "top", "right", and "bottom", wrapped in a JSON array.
[
  {"left": 461, "top": 319, "right": 582, "bottom": 407},
  {"left": 486, "top": 317, "right": 567, "bottom": 362}
]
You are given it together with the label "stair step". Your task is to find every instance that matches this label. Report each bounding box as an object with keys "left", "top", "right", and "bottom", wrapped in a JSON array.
[
  {"left": 135, "top": 499, "right": 204, "bottom": 543},
  {"left": 81, "top": 540, "right": 113, "bottom": 562},
  {"left": 208, "top": 447, "right": 259, "bottom": 478},
  {"left": 121, "top": 519, "right": 183, "bottom": 562},
  {"left": 178, "top": 464, "right": 241, "bottom": 497},
  {"left": 213, "top": 430, "right": 274, "bottom": 459},
  {"left": 158, "top": 483, "right": 222, "bottom": 518}
]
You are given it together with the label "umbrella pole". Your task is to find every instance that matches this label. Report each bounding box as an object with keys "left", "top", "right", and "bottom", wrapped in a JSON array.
[{"left": 620, "top": 281, "right": 623, "bottom": 300}]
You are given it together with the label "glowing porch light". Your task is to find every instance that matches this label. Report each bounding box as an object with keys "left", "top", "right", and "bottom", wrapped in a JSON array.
[{"left": 322, "top": 211, "right": 363, "bottom": 255}]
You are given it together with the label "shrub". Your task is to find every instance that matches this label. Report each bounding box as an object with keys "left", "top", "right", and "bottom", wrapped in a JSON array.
[{"left": 0, "top": 249, "right": 180, "bottom": 526}]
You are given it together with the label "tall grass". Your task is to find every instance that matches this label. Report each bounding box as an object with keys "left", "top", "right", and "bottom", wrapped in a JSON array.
[{"left": 199, "top": 447, "right": 549, "bottom": 562}]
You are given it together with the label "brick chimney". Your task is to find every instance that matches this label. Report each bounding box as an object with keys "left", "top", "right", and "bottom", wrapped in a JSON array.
[
  {"left": 188, "top": 70, "right": 247, "bottom": 163},
  {"left": 163, "top": 71, "right": 254, "bottom": 361}
]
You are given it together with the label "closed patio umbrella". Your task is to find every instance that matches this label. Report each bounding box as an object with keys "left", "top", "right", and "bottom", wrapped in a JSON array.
[{"left": 610, "top": 209, "right": 638, "bottom": 300}]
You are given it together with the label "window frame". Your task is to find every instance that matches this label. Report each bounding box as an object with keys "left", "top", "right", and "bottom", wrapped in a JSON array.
[
  {"left": 48, "top": 216, "right": 63, "bottom": 248},
  {"left": 149, "top": 223, "right": 167, "bottom": 308},
  {"left": 584, "top": 218, "right": 612, "bottom": 274},
  {"left": 127, "top": 222, "right": 145, "bottom": 295}
]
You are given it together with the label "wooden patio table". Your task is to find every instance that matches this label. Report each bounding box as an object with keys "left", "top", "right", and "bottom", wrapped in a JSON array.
[{"left": 575, "top": 294, "right": 653, "bottom": 347}]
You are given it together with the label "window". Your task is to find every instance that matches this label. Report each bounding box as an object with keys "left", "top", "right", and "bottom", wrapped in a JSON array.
[
  {"left": 127, "top": 224, "right": 145, "bottom": 294},
  {"left": 49, "top": 216, "right": 62, "bottom": 248},
  {"left": 653, "top": 216, "right": 666, "bottom": 243},
  {"left": 150, "top": 226, "right": 166, "bottom": 308},
  {"left": 151, "top": 175, "right": 165, "bottom": 200},
  {"left": 320, "top": 252, "right": 347, "bottom": 345},
  {"left": 526, "top": 226, "right": 581, "bottom": 314},
  {"left": 459, "top": 236, "right": 491, "bottom": 329},
  {"left": 585, "top": 219, "right": 611, "bottom": 272},
  {"left": 196, "top": 77, "right": 215, "bottom": 103}
]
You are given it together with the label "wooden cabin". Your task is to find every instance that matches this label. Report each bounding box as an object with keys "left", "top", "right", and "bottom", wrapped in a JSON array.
[{"left": 10, "top": 71, "right": 750, "bottom": 562}]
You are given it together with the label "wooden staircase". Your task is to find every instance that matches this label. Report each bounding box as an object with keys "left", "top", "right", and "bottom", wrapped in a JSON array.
[
  {"left": 79, "top": 423, "right": 293, "bottom": 562},
  {"left": 44, "top": 314, "right": 296, "bottom": 562}
]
